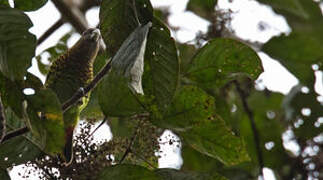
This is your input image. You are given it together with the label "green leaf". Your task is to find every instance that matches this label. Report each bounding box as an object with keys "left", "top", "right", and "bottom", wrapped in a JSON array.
[
  {"left": 186, "top": 38, "right": 263, "bottom": 94},
  {"left": 143, "top": 17, "right": 180, "bottom": 110},
  {"left": 177, "top": 43, "right": 197, "bottom": 74},
  {"left": 155, "top": 168, "right": 227, "bottom": 180},
  {"left": 181, "top": 145, "right": 222, "bottom": 172},
  {"left": 186, "top": 0, "right": 217, "bottom": 19},
  {"left": 257, "top": 0, "right": 323, "bottom": 31},
  {"left": 0, "top": 108, "right": 42, "bottom": 169},
  {"left": 262, "top": 32, "right": 322, "bottom": 84},
  {"left": 0, "top": 1, "right": 10, "bottom": 7},
  {"left": 97, "top": 164, "right": 161, "bottom": 180},
  {"left": 99, "top": 0, "right": 180, "bottom": 112},
  {"left": 98, "top": 23, "right": 151, "bottom": 117},
  {"left": 0, "top": 73, "right": 24, "bottom": 118},
  {"left": 14, "top": 0, "right": 48, "bottom": 11},
  {"left": 26, "top": 89, "right": 65, "bottom": 155},
  {"left": 257, "top": 0, "right": 309, "bottom": 20},
  {"left": 99, "top": 0, "right": 153, "bottom": 57},
  {"left": 0, "top": 169, "right": 10, "bottom": 180},
  {"left": 181, "top": 119, "right": 250, "bottom": 166},
  {"left": 153, "top": 86, "right": 214, "bottom": 131},
  {"left": 109, "top": 117, "right": 135, "bottom": 138},
  {"left": 0, "top": 7, "right": 36, "bottom": 81}
]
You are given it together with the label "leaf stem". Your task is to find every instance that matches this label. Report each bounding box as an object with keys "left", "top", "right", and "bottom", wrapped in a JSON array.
[
  {"left": 234, "top": 80, "right": 264, "bottom": 177},
  {"left": 119, "top": 120, "right": 142, "bottom": 164}
]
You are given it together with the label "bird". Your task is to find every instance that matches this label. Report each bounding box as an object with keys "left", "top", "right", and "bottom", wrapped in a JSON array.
[{"left": 45, "top": 28, "right": 101, "bottom": 165}]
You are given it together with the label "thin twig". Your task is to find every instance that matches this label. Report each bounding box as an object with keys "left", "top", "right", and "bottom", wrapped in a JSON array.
[
  {"left": 0, "top": 95, "right": 6, "bottom": 143},
  {"left": 37, "top": 0, "right": 101, "bottom": 46},
  {"left": 87, "top": 117, "right": 108, "bottom": 138},
  {"left": 119, "top": 120, "right": 142, "bottom": 164},
  {"left": 35, "top": 160, "right": 57, "bottom": 180},
  {"left": 234, "top": 80, "right": 264, "bottom": 177},
  {"left": 37, "top": 19, "right": 64, "bottom": 46},
  {"left": 131, "top": 149, "right": 157, "bottom": 169}
]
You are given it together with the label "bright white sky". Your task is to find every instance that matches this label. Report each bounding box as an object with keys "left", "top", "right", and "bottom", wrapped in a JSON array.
[{"left": 7, "top": 0, "right": 323, "bottom": 179}]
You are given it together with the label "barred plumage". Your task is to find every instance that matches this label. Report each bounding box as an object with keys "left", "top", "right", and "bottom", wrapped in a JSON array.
[{"left": 45, "top": 28, "right": 101, "bottom": 165}]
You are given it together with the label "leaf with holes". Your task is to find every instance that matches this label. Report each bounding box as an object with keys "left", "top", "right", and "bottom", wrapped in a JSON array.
[
  {"left": 143, "top": 17, "right": 180, "bottom": 111},
  {"left": 186, "top": 38, "right": 263, "bottom": 94},
  {"left": 180, "top": 119, "right": 250, "bottom": 166},
  {"left": 153, "top": 86, "right": 214, "bottom": 131}
]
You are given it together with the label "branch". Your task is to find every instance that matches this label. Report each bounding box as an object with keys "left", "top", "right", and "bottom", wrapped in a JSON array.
[
  {"left": 37, "top": 19, "right": 64, "bottom": 46},
  {"left": 2, "top": 59, "right": 112, "bottom": 142},
  {"left": 234, "top": 80, "right": 264, "bottom": 177},
  {"left": 87, "top": 116, "right": 108, "bottom": 138},
  {"left": 51, "top": 0, "right": 88, "bottom": 33},
  {"left": 62, "top": 59, "right": 112, "bottom": 112},
  {"left": 0, "top": 95, "right": 6, "bottom": 143},
  {"left": 119, "top": 120, "right": 142, "bottom": 164},
  {"left": 37, "top": 0, "right": 101, "bottom": 46},
  {"left": 1, "top": 127, "right": 29, "bottom": 143}
]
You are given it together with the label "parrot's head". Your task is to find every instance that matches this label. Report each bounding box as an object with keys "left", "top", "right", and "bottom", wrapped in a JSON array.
[
  {"left": 82, "top": 28, "right": 101, "bottom": 42},
  {"left": 71, "top": 28, "right": 102, "bottom": 62}
]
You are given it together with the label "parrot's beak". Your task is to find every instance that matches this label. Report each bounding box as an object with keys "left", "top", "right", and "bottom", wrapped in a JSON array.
[{"left": 90, "top": 29, "right": 101, "bottom": 42}]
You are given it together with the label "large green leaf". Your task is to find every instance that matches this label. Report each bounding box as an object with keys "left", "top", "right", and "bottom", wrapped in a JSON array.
[
  {"left": 14, "top": 0, "right": 48, "bottom": 11},
  {"left": 97, "top": 164, "right": 161, "bottom": 180},
  {"left": 186, "top": 0, "right": 217, "bottom": 20},
  {"left": 0, "top": 169, "right": 10, "bottom": 180},
  {"left": 0, "top": 7, "right": 36, "bottom": 81},
  {"left": 262, "top": 32, "right": 323, "bottom": 84},
  {"left": 181, "top": 119, "right": 250, "bottom": 166},
  {"left": 153, "top": 86, "right": 214, "bottom": 131},
  {"left": 0, "top": 108, "right": 42, "bottom": 169},
  {"left": 109, "top": 117, "right": 135, "bottom": 138},
  {"left": 98, "top": 23, "right": 151, "bottom": 117},
  {"left": 99, "top": 0, "right": 153, "bottom": 57},
  {"left": 155, "top": 168, "right": 227, "bottom": 180},
  {"left": 26, "top": 89, "right": 65, "bottom": 155},
  {"left": 181, "top": 145, "right": 222, "bottom": 172},
  {"left": 186, "top": 38, "right": 263, "bottom": 94},
  {"left": 177, "top": 43, "right": 197, "bottom": 74},
  {"left": 143, "top": 17, "right": 180, "bottom": 110}
]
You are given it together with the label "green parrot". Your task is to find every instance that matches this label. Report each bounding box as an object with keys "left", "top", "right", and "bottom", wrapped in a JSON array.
[{"left": 45, "top": 28, "right": 101, "bottom": 165}]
